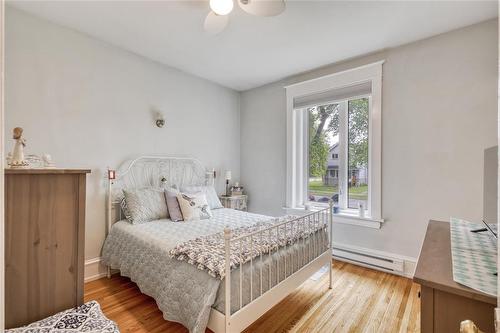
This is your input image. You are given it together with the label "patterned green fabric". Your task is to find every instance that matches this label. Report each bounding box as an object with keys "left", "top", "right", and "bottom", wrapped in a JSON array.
[{"left": 450, "top": 217, "right": 497, "bottom": 297}]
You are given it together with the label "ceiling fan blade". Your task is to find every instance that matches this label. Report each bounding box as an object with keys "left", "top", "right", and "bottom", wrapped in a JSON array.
[
  {"left": 238, "top": 0, "right": 285, "bottom": 17},
  {"left": 204, "top": 11, "right": 229, "bottom": 34}
]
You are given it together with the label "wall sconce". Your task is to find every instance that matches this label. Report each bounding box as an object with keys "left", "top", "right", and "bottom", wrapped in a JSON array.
[{"left": 155, "top": 111, "right": 165, "bottom": 128}]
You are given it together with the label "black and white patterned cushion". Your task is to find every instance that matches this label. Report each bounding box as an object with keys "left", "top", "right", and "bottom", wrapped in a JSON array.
[
  {"left": 177, "top": 192, "right": 212, "bottom": 221},
  {"left": 181, "top": 185, "right": 223, "bottom": 209},
  {"left": 7, "top": 301, "right": 119, "bottom": 333}
]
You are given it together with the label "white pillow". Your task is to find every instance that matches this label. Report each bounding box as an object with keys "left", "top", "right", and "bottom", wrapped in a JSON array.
[
  {"left": 181, "top": 185, "right": 223, "bottom": 209},
  {"left": 122, "top": 188, "right": 169, "bottom": 224},
  {"left": 177, "top": 192, "right": 213, "bottom": 221}
]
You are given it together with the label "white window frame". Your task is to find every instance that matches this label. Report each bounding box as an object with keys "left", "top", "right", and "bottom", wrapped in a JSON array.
[{"left": 285, "top": 61, "right": 384, "bottom": 227}]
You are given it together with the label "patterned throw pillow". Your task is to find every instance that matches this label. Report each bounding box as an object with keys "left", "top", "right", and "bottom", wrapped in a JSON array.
[
  {"left": 120, "top": 197, "right": 132, "bottom": 222},
  {"left": 181, "top": 185, "right": 223, "bottom": 209},
  {"left": 165, "top": 188, "right": 184, "bottom": 222},
  {"left": 177, "top": 192, "right": 213, "bottom": 221},
  {"left": 6, "top": 301, "right": 119, "bottom": 333},
  {"left": 122, "top": 188, "right": 169, "bottom": 224}
]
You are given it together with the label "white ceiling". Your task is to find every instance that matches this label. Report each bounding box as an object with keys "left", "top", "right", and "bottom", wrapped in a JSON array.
[{"left": 7, "top": 1, "right": 498, "bottom": 91}]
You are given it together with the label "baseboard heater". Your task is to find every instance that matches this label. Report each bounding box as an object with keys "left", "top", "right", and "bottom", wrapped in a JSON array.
[{"left": 332, "top": 245, "right": 404, "bottom": 274}]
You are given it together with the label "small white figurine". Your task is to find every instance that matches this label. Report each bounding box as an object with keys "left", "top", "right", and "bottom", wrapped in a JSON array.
[
  {"left": 42, "top": 154, "right": 56, "bottom": 168},
  {"left": 9, "top": 127, "right": 29, "bottom": 168}
]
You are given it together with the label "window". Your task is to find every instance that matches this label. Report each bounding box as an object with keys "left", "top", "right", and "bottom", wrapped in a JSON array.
[
  {"left": 307, "top": 97, "right": 369, "bottom": 212},
  {"left": 286, "top": 61, "right": 383, "bottom": 223},
  {"left": 348, "top": 98, "right": 369, "bottom": 210},
  {"left": 308, "top": 103, "right": 340, "bottom": 205}
]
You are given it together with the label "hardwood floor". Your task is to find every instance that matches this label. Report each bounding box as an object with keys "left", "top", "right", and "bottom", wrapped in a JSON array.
[{"left": 84, "top": 261, "right": 420, "bottom": 333}]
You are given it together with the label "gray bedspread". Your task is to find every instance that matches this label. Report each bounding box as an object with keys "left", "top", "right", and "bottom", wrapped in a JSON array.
[{"left": 101, "top": 208, "right": 327, "bottom": 333}]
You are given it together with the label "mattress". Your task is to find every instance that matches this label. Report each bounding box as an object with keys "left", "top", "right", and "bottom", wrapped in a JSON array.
[{"left": 101, "top": 208, "right": 327, "bottom": 333}]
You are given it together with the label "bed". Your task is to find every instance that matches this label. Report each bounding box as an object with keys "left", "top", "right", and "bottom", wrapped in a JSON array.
[{"left": 101, "top": 156, "right": 333, "bottom": 333}]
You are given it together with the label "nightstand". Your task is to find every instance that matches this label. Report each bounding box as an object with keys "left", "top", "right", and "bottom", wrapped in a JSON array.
[{"left": 219, "top": 195, "right": 248, "bottom": 211}]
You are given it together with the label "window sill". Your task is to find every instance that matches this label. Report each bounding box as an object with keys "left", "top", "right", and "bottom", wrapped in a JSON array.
[{"left": 283, "top": 206, "right": 383, "bottom": 229}]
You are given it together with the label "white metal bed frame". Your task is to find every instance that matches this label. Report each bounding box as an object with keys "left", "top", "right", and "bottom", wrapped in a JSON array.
[{"left": 105, "top": 156, "right": 333, "bottom": 333}]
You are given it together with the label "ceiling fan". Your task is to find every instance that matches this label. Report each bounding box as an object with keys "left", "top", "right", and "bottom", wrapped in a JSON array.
[{"left": 204, "top": 0, "right": 286, "bottom": 34}]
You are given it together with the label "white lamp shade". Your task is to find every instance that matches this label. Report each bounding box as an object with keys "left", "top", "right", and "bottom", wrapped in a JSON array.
[
  {"left": 209, "top": 0, "right": 234, "bottom": 16},
  {"left": 225, "top": 170, "right": 232, "bottom": 180}
]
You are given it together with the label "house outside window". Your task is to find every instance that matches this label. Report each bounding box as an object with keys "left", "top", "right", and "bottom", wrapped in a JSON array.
[{"left": 285, "top": 61, "right": 383, "bottom": 224}]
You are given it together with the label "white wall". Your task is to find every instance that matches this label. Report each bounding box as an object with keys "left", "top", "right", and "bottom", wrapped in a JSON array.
[
  {"left": 241, "top": 19, "right": 498, "bottom": 259},
  {"left": 5, "top": 7, "right": 241, "bottom": 261},
  {"left": 5, "top": 6, "right": 498, "bottom": 269}
]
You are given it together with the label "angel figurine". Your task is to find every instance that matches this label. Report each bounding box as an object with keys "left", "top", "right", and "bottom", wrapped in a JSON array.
[{"left": 10, "top": 127, "right": 28, "bottom": 168}]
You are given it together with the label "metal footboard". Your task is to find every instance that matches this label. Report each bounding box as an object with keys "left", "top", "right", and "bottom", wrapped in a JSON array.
[{"left": 221, "top": 202, "right": 333, "bottom": 332}]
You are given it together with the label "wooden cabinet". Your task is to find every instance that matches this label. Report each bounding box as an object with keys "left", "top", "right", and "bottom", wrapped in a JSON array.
[
  {"left": 5, "top": 169, "right": 90, "bottom": 329},
  {"left": 414, "top": 221, "right": 496, "bottom": 333},
  {"left": 219, "top": 195, "right": 248, "bottom": 211}
]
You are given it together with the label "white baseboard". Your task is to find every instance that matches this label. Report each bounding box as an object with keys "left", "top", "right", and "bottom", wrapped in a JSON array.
[
  {"left": 332, "top": 242, "right": 417, "bottom": 278},
  {"left": 84, "top": 257, "right": 108, "bottom": 282}
]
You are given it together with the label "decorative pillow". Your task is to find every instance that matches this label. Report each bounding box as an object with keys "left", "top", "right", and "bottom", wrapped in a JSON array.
[
  {"left": 177, "top": 192, "right": 212, "bottom": 221},
  {"left": 6, "top": 301, "right": 119, "bottom": 333},
  {"left": 122, "top": 188, "right": 169, "bottom": 224},
  {"left": 165, "top": 188, "right": 184, "bottom": 222},
  {"left": 181, "top": 185, "right": 223, "bottom": 209}
]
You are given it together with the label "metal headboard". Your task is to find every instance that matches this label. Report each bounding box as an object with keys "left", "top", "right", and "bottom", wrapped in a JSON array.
[
  {"left": 104, "top": 156, "right": 208, "bottom": 277},
  {"left": 108, "top": 155, "right": 207, "bottom": 204}
]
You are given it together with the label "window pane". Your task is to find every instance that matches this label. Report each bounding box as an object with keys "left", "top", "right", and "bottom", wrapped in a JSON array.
[
  {"left": 308, "top": 103, "right": 340, "bottom": 204},
  {"left": 348, "top": 98, "right": 369, "bottom": 210}
]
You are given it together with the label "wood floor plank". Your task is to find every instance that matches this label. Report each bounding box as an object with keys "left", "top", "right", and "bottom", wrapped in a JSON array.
[
  {"left": 399, "top": 282, "right": 420, "bottom": 333},
  {"left": 84, "top": 261, "right": 420, "bottom": 332},
  {"left": 345, "top": 268, "right": 390, "bottom": 333}
]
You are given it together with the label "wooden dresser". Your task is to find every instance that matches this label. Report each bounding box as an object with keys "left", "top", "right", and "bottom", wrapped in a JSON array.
[
  {"left": 414, "top": 220, "right": 496, "bottom": 333},
  {"left": 5, "top": 168, "right": 90, "bottom": 329}
]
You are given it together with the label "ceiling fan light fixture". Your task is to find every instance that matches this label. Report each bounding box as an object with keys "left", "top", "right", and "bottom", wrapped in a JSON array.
[{"left": 209, "top": 0, "right": 234, "bottom": 16}]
